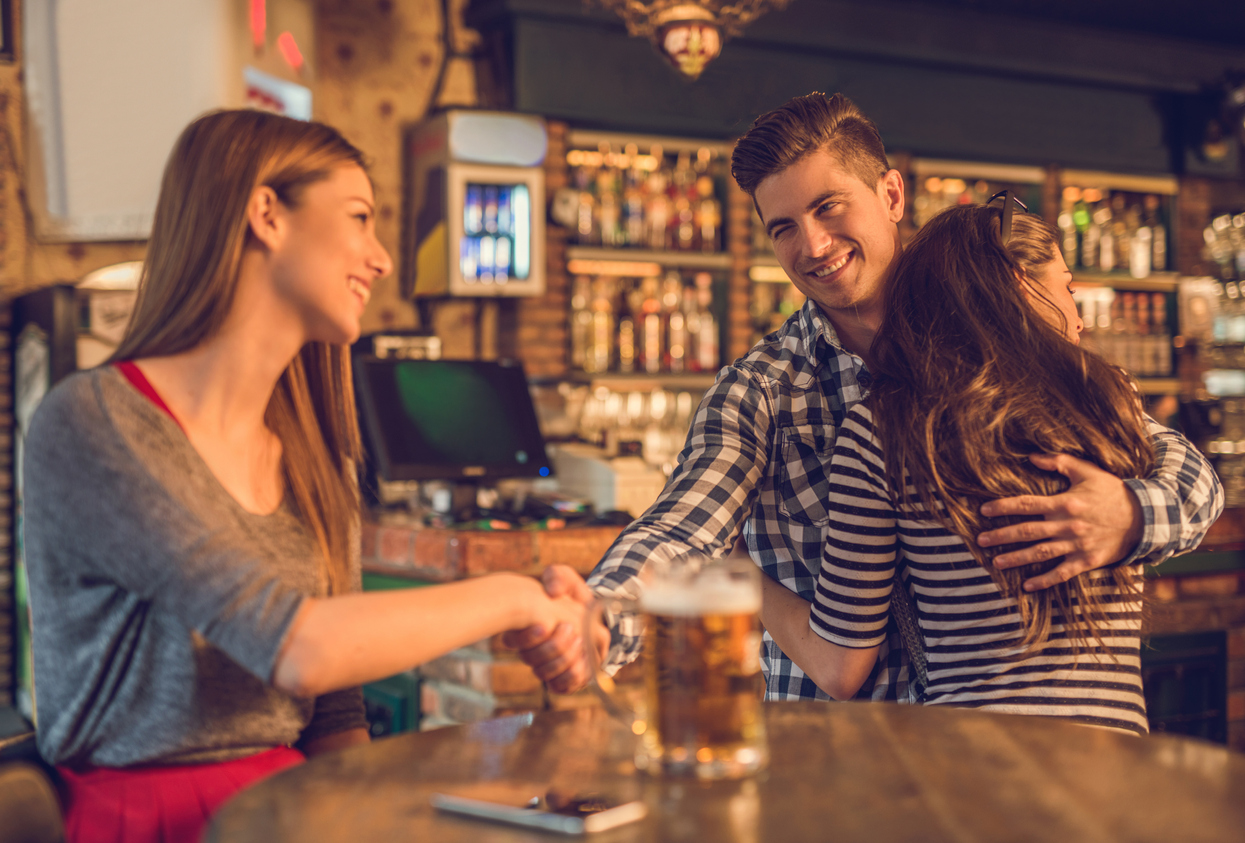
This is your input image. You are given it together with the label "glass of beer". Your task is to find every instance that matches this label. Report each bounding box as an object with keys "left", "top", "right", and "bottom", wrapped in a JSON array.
[{"left": 590, "top": 556, "right": 768, "bottom": 780}]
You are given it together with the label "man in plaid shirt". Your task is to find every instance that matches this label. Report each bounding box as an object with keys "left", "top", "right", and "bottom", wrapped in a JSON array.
[{"left": 512, "top": 92, "right": 1223, "bottom": 701}]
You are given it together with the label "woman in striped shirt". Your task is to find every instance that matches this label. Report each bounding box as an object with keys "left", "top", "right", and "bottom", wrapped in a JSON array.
[{"left": 766, "top": 199, "right": 1181, "bottom": 734}]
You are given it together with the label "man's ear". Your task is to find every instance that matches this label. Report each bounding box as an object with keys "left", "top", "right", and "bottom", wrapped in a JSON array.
[
  {"left": 880, "top": 168, "right": 905, "bottom": 224},
  {"left": 246, "top": 185, "right": 284, "bottom": 251}
]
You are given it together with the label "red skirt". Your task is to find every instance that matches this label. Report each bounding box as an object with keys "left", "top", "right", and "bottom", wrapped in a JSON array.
[{"left": 57, "top": 746, "right": 304, "bottom": 843}]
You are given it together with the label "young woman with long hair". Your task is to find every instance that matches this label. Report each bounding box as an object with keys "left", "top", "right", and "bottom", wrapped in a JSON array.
[
  {"left": 22, "top": 110, "right": 587, "bottom": 842},
  {"left": 761, "top": 200, "right": 1220, "bottom": 734}
]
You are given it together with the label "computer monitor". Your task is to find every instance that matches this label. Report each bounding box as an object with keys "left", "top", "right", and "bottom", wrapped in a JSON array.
[{"left": 353, "top": 356, "right": 552, "bottom": 483}]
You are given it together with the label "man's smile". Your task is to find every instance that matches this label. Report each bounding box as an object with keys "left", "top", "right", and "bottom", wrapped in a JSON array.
[{"left": 809, "top": 251, "right": 852, "bottom": 278}]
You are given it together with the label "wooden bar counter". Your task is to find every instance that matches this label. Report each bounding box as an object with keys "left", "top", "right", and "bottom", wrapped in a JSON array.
[{"left": 207, "top": 702, "right": 1245, "bottom": 842}]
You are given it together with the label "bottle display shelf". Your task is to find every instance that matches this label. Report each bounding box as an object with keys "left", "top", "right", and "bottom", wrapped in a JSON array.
[
  {"left": 565, "top": 371, "right": 719, "bottom": 391},
  {"left": 565, "top": 245, "right": 733, "bottom": 271},
  {"left": 1136, "top": 378, "right": 1181, "bottom": 395},
  {"left": 1072, "top": 271, "right": 1179, "bottom": 292}
]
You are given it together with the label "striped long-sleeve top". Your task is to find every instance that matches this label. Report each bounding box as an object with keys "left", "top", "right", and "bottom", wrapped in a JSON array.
[{"left": 810, "top": 403, "right": 1155, "bottom": 735}]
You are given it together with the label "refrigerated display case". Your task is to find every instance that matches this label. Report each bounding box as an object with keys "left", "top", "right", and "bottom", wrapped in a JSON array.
[{"left": 402, "top": 111, "right": 547, "bottom": 298}]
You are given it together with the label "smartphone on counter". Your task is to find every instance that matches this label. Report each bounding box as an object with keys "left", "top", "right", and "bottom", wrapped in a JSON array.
[{"left": 430, "top": 787, "right": 647, "bottom": 835}]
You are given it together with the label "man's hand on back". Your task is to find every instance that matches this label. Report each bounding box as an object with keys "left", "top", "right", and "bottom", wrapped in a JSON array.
[
  {"left": 502, "top": 565, "right": 604, "bottom": 694},
  {"left": 975, "top": 453, "right": 1143, "bottom": 592}
]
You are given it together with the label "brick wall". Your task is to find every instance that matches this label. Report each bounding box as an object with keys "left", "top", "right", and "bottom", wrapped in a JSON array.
[
  {"left": 510, "top": 120, "right": 571, "bottom": 377},
  {"left": 362, "top": 522, "right": 622, "bottom": 582},
  {"left": 1148, "top": 569, "right": 1245, "bottom": 750}
]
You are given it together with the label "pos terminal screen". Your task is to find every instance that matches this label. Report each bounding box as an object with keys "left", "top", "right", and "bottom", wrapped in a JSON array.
[{"left": 355, "top": 357, "right": 551, "bottom": 481}]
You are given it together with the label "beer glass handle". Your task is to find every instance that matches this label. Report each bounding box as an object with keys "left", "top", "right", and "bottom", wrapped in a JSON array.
[{"left": 585, "top": 597, "right": 641, "bottom": 725}]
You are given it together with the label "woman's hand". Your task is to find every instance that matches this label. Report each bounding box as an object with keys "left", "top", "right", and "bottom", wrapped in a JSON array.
[{"left": 509, "top": 566, "right": 598, "bottom": 693}]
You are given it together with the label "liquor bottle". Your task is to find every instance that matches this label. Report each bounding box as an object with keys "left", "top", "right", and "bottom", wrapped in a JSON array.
[
  {"left": 1119, "top": 293, "right": 1134, "bottom": 373},
  {"left": 1111, "top": 194, "right": 1131, "bottom": 275},
  {"left": 1220, "top": 281, "right": 1240, "bottom": 343},
  {"left": 1058, "top": 191, "right": 1078, "bottom": 268},
  {"left": 1152, "top": 293, "right": 1172, "bottom": 376},
  {"left": 570, "top": 276, "right": 592, "bottom": 370},
  {"left": 1143, "top": 294, "right": 1164, "bottom": 377},
  {"left": 646, "top": 170, "right": 671, "bottom": 250},
  {"left": 1211, "top": 282, "right": 1228, "bottom": 345},
  {"left": 663, "top": 272, "right": 687, "bottom": 373},
  {"left": 683, "top": 280, "right": 704, "bottom": 372},
  {"left": 672, "top": 152, "right": 696, "bottom": 251},
  {"left": 695, "top": 175, "right": 721, "bottom": 253},
  {"left": 1082, "top": 204, "right": 1102, "bottom": 270},
  {"left": 587, "top": 277, "right": 615, "bottom": 374},
  {"left": 597, "top": 168, "right": 622, "bottom": 248},
  {"left": 575, "top": 167, "right": 598, "bottom": 245},
  {"left": 1072, "top": 195, "right": 1091, "bottom": 269},
  {"left": 639, "top": 276, "right": 664, "bottom": 374},
  {"left": 623, "top": 165, "right": 645, "bottom": 247},
  {"left": 694, "top": 272, "right": 719, "bottom": 371},
  {"left": 1135, "top": 293, "right": 1153, "bottom": 376},
  {"left": 1146, "top": 195, "right": 1167, "bottom": 273},
  {"left": 1130, "top": 204, "right": 1152, "bottom": 279},
  {"left": 1096, "top": 203, "right": 1116, "bottom": 272},
  {"left": 674, "top": 193, "right": 695, "bottom": 252},
  {"left": 617, "top": 279, "right": 638, "bottom": 373}
]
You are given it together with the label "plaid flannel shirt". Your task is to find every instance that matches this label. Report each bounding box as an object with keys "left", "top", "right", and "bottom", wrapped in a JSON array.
[{"left": 587, "top": 298, "right": 1225, "bottom": 702}]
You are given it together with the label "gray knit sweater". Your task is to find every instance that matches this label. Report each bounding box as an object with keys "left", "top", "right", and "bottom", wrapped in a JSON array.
[{"left": 23, "top": 365, "right": 366, "bottom": 767}]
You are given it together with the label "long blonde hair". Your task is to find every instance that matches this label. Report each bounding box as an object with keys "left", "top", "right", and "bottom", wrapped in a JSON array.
[{"left": 111, "top": 110, "right": 366, "bottom": 595}]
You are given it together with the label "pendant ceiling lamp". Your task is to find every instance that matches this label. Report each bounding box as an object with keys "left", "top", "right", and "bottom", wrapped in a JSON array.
[{"left": 591, "top": 0, "right": 793, "bottom": 80}]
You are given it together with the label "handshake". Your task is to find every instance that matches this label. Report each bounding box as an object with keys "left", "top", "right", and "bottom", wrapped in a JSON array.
[{"left": 503, "top": 565, "right": 607, "bottom": 694}]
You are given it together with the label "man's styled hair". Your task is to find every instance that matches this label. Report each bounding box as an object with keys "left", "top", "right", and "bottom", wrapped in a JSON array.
[{"left": 731, "top": 92, "right": 890, "bottom": 200}]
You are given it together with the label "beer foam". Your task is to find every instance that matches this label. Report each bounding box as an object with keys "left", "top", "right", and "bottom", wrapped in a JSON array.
[{"left": 639, "top": 578, "right": 761, "bottom": 617}]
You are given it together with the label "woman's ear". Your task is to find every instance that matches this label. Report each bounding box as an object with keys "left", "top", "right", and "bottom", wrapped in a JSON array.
[{"left": 246, "top": 185, "right": 284, "bottom": 251}]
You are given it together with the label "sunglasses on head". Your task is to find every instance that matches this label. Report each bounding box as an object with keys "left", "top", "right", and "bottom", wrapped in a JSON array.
[{"left": 986, "top": 190, "right": 1030, "bottom": 245}]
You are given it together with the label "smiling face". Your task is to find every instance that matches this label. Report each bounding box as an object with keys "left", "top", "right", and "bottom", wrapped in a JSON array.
[
  {"left": 1025, "top": 251, "right": 1083, "bottom": 344},
  {"left": 268, "top": 164, "right": 392, "bottom": 345},
  {"left": 754, "top": 147, "right": 905, "bottom": 327}
]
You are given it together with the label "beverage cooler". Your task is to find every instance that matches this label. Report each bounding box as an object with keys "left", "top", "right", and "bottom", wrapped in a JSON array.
[{"left": 402, "top": 110, "right": 547, "bottom": 298}]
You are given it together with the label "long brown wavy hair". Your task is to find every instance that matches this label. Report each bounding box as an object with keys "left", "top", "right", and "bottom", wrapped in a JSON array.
[
  {"left": 868, "top": 204, "right": 1154, "bottom": 653},
  {"left": 110, "top": 110, "right": 366, "bottom": 595}
]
